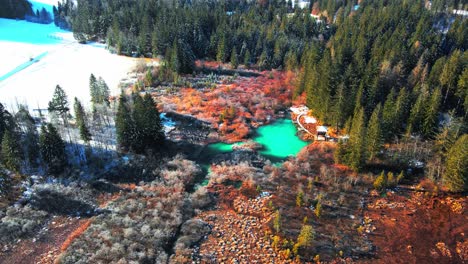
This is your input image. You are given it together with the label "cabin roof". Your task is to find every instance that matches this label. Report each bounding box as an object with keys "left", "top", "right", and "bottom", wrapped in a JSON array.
[{"left": 317, "top": 126, "right": 328, "bottom": 133}]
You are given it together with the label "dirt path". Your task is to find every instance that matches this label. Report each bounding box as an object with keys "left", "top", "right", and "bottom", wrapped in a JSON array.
[
  {"left": 0, "top": 216, "right": 87, "bottom": 264},
  {"left": 296, "top": 113, "right": 314, "bottom": 136}
]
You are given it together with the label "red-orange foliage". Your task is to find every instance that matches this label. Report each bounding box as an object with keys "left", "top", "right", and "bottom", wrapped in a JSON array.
[
  {"left": 61, "top": 219, "right": 92, "bottom": 252},
  {"left": 159, "top": 67, "right": 295, "bottom": 142}
]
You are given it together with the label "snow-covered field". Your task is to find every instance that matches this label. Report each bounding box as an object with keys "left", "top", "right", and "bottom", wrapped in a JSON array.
[{"left": 0, "top": 15, "right": 136, "bottom": 111}]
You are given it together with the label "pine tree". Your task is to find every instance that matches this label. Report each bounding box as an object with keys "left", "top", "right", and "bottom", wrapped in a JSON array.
[
  {"left": 97, "top": 77, "right": 110, "bottom": 106},
  {"left": 406, "top": 90, "right": 426, "bottom": 136},
  {"left": 15, "top": 106, "right": 39, "bottom": 167},
  {"left": 314, "top": 200, "right": 322, "bottom": 218},
  {"left": 231, "top": 46, "right": 238, "bottom": 69},
  {"left": 331, "top": 83, "right": 347, "bottom": 130},
  {"left": 131, "top": 93, "right": 146, "bottom": 153},
  {"left": 48, "top": 85, "right": 70, "bottom": 125},
  {"left": 142, "top": 93, "right": 164, "bottom": 150},
  {"left": 348, "top": 108, "right": 367, "bottom": 171},
  {"left": 0, "top": 103, "right": 14, "bottom": 147},
  {"left": 131, "top": 93, "right": 164, "bottom": 153},
  {"left": 169, "top": 40, "right": 180, "bottom": 73},
  {"left": 296, "top": 190, "right": 304, "bottom": 207},
  {"left": 144, "top": 70, "right": 153, "bottom": 88},
  {"left": 373, "top": 171, "right": 388, "bottom": 192},
  {"left": 273, "top": 210, "right": 281, "bottom": 233},
  {"left": 39, "top": 123, "right": 67, "bottom": 175},
  {"left": 177, "top": 40, "right": 195, "bottom": 74},
  {"left": 443, "top": 134, "right": 467, "bottom": 192},
  {"left": 381, "top": 89, "right": 396, "bottom": 142},
  {"left": 393, "top": 88, "right": 410, "bottom": 136},
  {"left": 366, "top": 104, "right": 383, "bottom": 161},
  {"left": 334, "top": 140, "right": 348, "bottom": 164},
  {"left": 293, "top": 224, "right": 314, "bottom": 255},
  {"left": 244, "top": 49, "right": 251, "bottom": 67},
  {"left": 285, "top": 50, "right": 298, "bottom": 72},
  {"left": 258, "top": 50, "right": 269, "bottom": 71},
  {"left": 216, "top": 34, "right": 226, "bottom": 62},
  {"left": 115, "top": 92, "right": 133, "bottom": 152},
  {"left": 151, "top": 29, "right": 158, "bottom": 57},
  {"left": 422, "top": 87, "right": 441, "bottom": 139},
  {"left": 440, "top": 50, "right": 462, "bottom": 106},
  {"left": 74, "top": 98, "right": 92, "bottom": 143},
  {"left": 1, "top": 129, "right": 22, "bottom": 172},
  {"left": 456, "top": 68, "right": 467, "bottom": 114},
  {"left": 90, "top": 75, "right": 110, "bottom": 106}
]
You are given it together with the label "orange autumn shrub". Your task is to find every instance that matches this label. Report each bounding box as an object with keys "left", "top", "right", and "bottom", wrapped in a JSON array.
[{"left": 61, "top": 219, "right": 93, "bottom": 252}]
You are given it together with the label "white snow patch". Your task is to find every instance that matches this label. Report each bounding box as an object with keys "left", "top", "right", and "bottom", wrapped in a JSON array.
[
  {"left": 0, "top": 18, "right": 136, "bottom": 110},
  {"left": 304, "top": 116, "right": 317, "bottom": 124}
]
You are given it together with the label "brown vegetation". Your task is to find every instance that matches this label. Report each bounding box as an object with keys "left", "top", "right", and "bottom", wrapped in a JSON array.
[{"left": 366, "top": 187, "right": 467, "bottom": 264}]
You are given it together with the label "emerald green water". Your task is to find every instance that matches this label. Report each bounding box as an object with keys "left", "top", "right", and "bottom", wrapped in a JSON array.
[
  {"left": 205, "top": 119, "right": 307, "bottom": 160},
  {"left": 254, "top": 119, "right": 308, "bottom": 159},
  {"left": 196, "top": 118, "right": 307, "bottom": 188}
]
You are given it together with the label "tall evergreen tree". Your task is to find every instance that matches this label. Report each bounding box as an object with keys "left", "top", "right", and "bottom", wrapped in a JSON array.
[
  {"left": 15, "top": 106, "right": 39, "bottom": 168},
  {"left": 348, "top": 108, "right": 367, "bottom": 171},
  {"left": 0, "top": 103, "right": 14, "bottom": 145},
  {"left": 48, "top": 85, "right": 70, "bottom": 125},
  {"left": 74, "top": 98, "right": 92, "bottom": 143},
  {"left": 231, "top": 46, "right": 238, "bottom": 69},
  {"left": 331, "top": 83, "right": 347, "bottom": 130},
  {"left": 244, "top": 49, "right": 251, "bottom": 67},
  {"left": 443, "top": 134, "right": 468, "bottom": 192},
  {"left": 366, "top": 104, "right": 383, "bottom": 162},
  {"left": 39, "top": 123, "right": 67, "bottom": 175},
  {"left": 89, "top": 73, "right": 99, "bottom": 105},
  {"left": 131, "top": 93, "right": 164, "bottom": 153},
  {"left": 142, "top": 93, "right": 164, "bottom": 150},
  {"left": 169, "top": 40, "right": 180, "bottom": 73},
  {"left": 115, "top": 92, "right": 134, "bottom": 151},
  {"left": 151, "top": 29, "right": 158, "bottom": 57},
  {"left": 131, "top": 93, "right": 146, "bottom": 153},
  {"left": 216, "top": 34, "right": 226, "bottom": 63},
  {"left": 422, "top": 87, "right": 441, "bottom": 139},
  {"left": 393, "top": 88, "right": 410, "bottom": 136},
  {"left": 97, "top": 77, "right": 111, "bottom": 106},
  {"left": 456, "top": 68, "right": 468, "bottom": 115},
  {"left": 1, "top": 129, "right": 22, "bottom": 172},
  {"left": 406, "top": 89, "right": 427, "bottom": 136},
  {"left": 439, "top": 50, "right": 462, "bottom": 106},
  {"left": 381, "top": 89, "right": 396, "bottom": 142}
]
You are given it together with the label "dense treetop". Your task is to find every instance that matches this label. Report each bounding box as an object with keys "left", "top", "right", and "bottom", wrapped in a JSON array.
[{"left": 0, "top": 0, "right": 32, "bottom": 19}]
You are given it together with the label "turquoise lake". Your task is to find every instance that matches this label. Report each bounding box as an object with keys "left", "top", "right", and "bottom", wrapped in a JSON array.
[
  {"left": 206, "top": 118, "right": 308, "bottom": 160},
  {"left": 255, "top": 118, "right": 308, "bottom": 159},
  {"left": 195, "top": 119, "right": 309, "bottom": 188}
]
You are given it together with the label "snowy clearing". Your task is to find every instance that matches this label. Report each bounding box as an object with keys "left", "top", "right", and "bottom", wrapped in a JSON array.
[{"left": 0, "top": 18, "right": 136, "bottom": 110}]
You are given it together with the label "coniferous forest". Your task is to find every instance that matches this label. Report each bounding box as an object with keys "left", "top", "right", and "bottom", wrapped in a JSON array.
[
  {"left": 64, "top": 0, "right": 467, "bottom": 178},
  {"left": 0, "top": 0, "right": 467, "bottom": 263}
]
